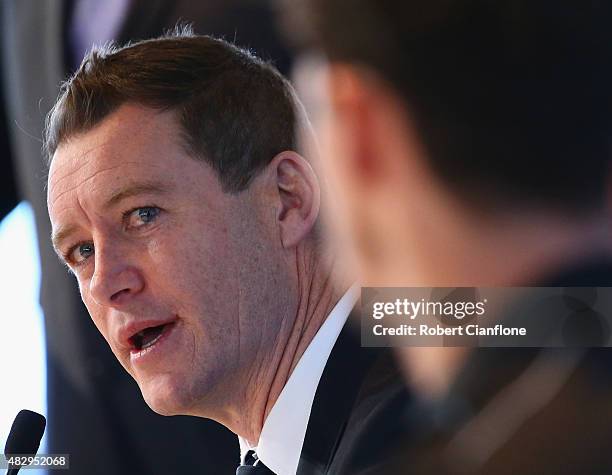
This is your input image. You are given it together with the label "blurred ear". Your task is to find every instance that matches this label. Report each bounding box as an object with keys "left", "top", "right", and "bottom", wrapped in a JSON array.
[
  {"left": 272, "top": 151, "right": 321, "bottom": 248},
  {"left": 326, "top": 64, "right": 421, "bottom": 188}
]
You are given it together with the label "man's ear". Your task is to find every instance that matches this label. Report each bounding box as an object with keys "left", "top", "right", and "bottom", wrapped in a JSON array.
[
  {"left": 326, "top": 64, "right": 413, "bottom": 186},
  {"left": 271, "top": 151, "right": 321, "bottom": 249}
]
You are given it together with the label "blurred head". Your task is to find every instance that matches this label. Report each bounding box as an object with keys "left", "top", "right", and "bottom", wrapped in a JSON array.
[
  {"left": 45, "top": 31, "right": 322, "bottom": 421},
  {"left": 290, "top": 0, "right": 612, "bottom": 285}
]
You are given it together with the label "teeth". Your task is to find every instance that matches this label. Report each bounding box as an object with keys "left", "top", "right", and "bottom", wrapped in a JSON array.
[
  {"left": 131, "top": 332, "right": 144, "bottom": 350},
  {"left": 141, "top": 330, "right": 164, "bottom": 350},
  {"left": 130, "top": 324, "right": 169, "bottom": 352}
]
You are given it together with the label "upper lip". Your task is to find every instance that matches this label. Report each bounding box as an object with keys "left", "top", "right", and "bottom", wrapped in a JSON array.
[{"left": 115, "top": 317, "right": 178, "bottom": 351}]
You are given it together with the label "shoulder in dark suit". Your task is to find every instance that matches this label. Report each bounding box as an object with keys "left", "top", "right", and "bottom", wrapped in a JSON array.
[
  {"left": 298, "top": 308, "right": 411, "bottom": 475},
  {"left": 364, "top": 256, "right": 612, "bottom": 475}
]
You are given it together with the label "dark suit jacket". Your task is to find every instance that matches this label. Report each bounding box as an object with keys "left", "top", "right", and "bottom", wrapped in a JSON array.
[
  {"left": 364, "top": 256, "right": 612, "bottom": 475},
  {"left": 297, "top": 313, "right": 411, "bottom": 475}
]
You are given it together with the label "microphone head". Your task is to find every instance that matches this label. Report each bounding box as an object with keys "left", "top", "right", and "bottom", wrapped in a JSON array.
[{"left": 4, "top": 410, "right": 46, "bottom": 456}]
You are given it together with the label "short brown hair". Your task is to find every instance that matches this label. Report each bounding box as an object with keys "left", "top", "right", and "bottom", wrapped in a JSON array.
[
  {"left": 295, "top": 0, "right": 612, "bottom": 213},
  {"left": 45, "top": 27, "right": 299, "bottom": 192}
]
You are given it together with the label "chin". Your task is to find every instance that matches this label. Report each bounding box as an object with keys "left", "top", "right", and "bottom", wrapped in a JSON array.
[{"left": 139, "top": 376, "right": 197, "bottom": 416}]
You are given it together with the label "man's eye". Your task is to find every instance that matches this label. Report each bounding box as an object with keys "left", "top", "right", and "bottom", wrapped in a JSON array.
[
  {"left": 125, "top": 206, "right": 161, "bottom": 228},
  {"left": 69, "top": 242, "right": 94, "bottom": 265}
]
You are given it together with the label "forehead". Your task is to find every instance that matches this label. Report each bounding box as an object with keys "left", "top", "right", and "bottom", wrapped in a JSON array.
[{"left": 47, "top": 104, "right": 190, "bottom": 208}]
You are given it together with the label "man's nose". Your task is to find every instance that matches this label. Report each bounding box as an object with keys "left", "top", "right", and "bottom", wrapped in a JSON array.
[{"left": 88, "top": 240, "right": 145, "bottom": 307}]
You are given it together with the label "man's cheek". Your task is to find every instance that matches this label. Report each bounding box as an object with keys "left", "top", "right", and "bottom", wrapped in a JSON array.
[{"left": 81, "top": 297, "right": 107, "bottom": 338}]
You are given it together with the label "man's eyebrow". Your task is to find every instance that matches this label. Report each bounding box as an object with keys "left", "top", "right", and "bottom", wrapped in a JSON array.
[
  {"left": 51, "top": 224, "right": 79, "bottom": 257},
  {"left": 51, "top": 180, "right": 172, "bottom": 255},
  {"left": 103, "top": 180, "right": 172, "bottom": 211}
]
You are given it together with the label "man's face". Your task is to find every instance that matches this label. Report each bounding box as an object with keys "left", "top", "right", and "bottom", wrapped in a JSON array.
[
  {"left": 296, "top": 60, "right": 429, "bottom": 285},
  {"left": 295, "top": 61, "right": 373, "bottom": 283},
  {"left": 47, "top": 104, "right": 292, "bottom": 417}
]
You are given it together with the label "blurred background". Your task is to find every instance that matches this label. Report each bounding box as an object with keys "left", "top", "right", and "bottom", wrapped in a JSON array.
[{"left": 0, "top": 1, "right": 294, "bottom": 473}]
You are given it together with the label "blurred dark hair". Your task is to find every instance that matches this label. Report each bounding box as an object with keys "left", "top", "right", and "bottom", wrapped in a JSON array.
[
  {"left": 45, "top": 26, "right": 299, "bottom": 192},
  {"left": 297, "top": 0, "right": 612, "bottom": 212}
]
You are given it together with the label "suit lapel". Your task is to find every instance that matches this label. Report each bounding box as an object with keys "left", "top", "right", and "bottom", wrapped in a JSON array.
[{"left": 297, "top": 309, "right": 381, "bottom": 474}]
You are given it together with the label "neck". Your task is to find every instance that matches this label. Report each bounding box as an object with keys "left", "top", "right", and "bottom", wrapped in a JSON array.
[
  {"left": 236, "top": 244, "right": 348, "bottom": 445},
  {"left": 385, "top": 205, "right": 612, "bottom": 400},
  {"left": 373, "top": 203, "right": 612, "bottom": 287}
]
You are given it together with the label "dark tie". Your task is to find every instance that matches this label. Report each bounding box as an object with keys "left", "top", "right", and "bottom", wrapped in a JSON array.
[{"left": 236, "top": 450, "right": 275, "bottom": 474}]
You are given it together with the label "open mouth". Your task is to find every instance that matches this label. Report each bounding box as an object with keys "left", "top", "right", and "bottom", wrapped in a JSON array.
[{"left": 129, "top": 322, "right": 175, "bottom": 352}]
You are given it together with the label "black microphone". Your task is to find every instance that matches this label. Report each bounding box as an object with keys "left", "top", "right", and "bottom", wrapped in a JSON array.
[{"left": 4, "top": 410, "right": 46, "bottom": 475}]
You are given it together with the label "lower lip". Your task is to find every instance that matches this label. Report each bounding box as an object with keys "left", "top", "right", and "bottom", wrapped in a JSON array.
[{"left": 129, "top": 321, "right": 178, "bottom": 365}]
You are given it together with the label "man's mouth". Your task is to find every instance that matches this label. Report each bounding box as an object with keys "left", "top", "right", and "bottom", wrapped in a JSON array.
[{"left": 129, "top": 322, "right": 175, "bottom": 352}]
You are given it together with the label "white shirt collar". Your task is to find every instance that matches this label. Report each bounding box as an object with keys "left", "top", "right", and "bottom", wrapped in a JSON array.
[{"left": 238, "top": 284, "right": 359, "bottom": 475}]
